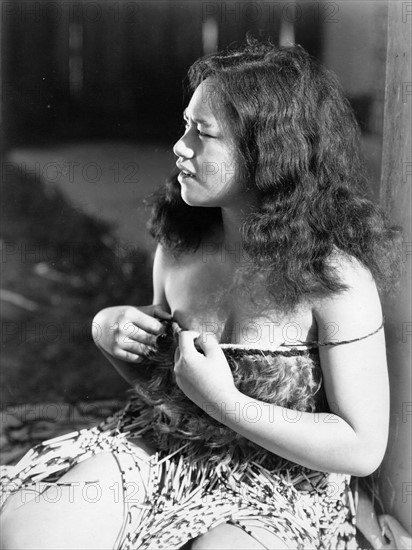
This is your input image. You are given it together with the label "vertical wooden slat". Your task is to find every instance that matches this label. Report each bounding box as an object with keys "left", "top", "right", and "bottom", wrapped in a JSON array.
[
  {"left": 379, "top": 0, "right": 412, "bottom": 533},
  {"left": 0, "top": 0, "right": 3, "bottom": 156}
]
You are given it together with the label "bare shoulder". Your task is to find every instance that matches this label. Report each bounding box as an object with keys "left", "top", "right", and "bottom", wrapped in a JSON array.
[
  {"left": 329, "top": 250, "right": 380, "bottom": 295},
  {"left": 313, "top": 251, "right": 383, "bottom": 342},
  {"left": 153, "top": 243, "right": 200, "bottom": 272},
  {"left": 152, "top": 244, "right": 178, "bottom": 307},
  {"left": 152, "top": 243, "right": 203, "bottom": 297},
  {"left": 153, "top": 243, "right": 172, "bottom": 271}
]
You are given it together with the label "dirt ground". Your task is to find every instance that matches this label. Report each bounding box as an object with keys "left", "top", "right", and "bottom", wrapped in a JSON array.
[
  {"left": 7, "top": 140, "right": 175, "bottom": 250},
  {"left": 1, "top": 140, "right": 174, "bottom": 406}
]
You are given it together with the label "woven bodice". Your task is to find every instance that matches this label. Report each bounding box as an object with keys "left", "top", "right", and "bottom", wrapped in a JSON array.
[{"left": 117, "top": 321, "right": 329, "bottom": 468}]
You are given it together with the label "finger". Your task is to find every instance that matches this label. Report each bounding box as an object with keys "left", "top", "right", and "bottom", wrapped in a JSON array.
[
  {"left": 124, "top": 308, "right": 165, "bottom": 335},
  {"left": 178, "top": 330, "right": 201, "bottom": 359},
  {"left": 114, "top": 349, "right": 145, "bottom": 363},
  {"left": 121, "top": 340, "right": 156, "bottom": 356},
  {"left": 174, "top": 346, "right": 181, "bottom": 364},
  {"left": 120, "top": 325, "right": 157, "bottom": 347},
  {"left": 152, "top": 304, "right": 173, "bottom": 320}
]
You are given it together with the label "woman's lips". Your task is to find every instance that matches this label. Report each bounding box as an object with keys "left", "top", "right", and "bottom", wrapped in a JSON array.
[
  {"left": 176, "top": 163, "right": 196, "bottom": 178},
  {"left": 178, "top": 170, "right": 196, "bottom": 180}
]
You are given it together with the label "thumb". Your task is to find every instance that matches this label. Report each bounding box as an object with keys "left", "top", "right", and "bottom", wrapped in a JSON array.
[
  {"left": 196, "top": 332, "right": 222, "bottom": 358},
  {"left": 178, "top": 330, "right": 201, "bottom": 359}
]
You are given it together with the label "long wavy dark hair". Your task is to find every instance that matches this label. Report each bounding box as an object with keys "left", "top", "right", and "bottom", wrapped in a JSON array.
[{"left": 149, "top": 38, "right": 401, "bottom": 311}]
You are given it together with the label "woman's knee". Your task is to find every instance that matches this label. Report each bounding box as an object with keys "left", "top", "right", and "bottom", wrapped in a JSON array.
[
  {"left": 0, "top": 482, "right": 121, "bottom": 550},
  {"left": 191, "top": 523, "right": 264, "bottom": 550},
  {"left": 0, "top": 451, "right": 132, "bottom": 550},
  {"left": 191, "top": 522, "right": 293, "bottom": 550},
  {"left": 0, "top": 506, "right": 54, "bottom": 550}
]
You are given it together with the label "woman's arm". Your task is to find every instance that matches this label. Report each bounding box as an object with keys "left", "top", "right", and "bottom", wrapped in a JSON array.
[
  {"left": 92, "top": 245, "right": 171, "bottom": 386},
  {"left": 177, "top": 257, "right": 389, "bottom": 476}
]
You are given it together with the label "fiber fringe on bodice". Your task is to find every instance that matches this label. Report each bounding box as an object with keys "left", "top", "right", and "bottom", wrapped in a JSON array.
[{"left": 120, "top": 320, "right": 328, "bottom": 468}]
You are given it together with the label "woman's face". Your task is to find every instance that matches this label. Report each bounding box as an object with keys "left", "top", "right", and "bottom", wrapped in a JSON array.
[{"left": 173, "top": 79, "right": 245, "bottom": 209}]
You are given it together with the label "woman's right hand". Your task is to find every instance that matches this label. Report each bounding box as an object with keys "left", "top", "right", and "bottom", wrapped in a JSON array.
[{"left": 92, "top": 305, "right": 172, "bottom": 363}]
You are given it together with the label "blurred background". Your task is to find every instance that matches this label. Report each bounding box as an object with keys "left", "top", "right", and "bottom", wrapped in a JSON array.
[
  {"left": 1, "top": 0, "right": 410, "bottom": 535},
  {"left": 0, "top": 0, "right": 388, "bottom": 401}
]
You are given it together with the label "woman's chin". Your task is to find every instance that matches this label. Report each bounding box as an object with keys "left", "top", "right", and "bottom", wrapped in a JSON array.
[
  {"left": 180, "top": 192, "right": 204, "bottom": 207},
  {"left": 180, "top": 185, "right": 203, "bottom": 206},
  {"left": 180, "top": 189, "right": 217, "bottom": 208},
  {"left": 179, "top": 181, "right": 218, "bottom": 207}
]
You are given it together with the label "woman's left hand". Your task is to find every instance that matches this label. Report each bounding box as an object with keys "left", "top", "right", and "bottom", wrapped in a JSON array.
[{"left": 174, "top": 330, "right": 239, "bottom": 411}]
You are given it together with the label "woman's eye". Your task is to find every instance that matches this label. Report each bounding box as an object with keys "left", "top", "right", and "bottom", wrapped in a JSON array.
[
  {"left": 197, "top": 130, "right": 214, "bottom": 138},
  {"left": 183, "top": 122, "right": 213, "bottom": 138}
]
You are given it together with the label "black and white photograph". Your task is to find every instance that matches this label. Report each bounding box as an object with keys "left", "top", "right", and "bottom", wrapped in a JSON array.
[{"left": 0, "top": 1, "right": 411, "bottom": 548}]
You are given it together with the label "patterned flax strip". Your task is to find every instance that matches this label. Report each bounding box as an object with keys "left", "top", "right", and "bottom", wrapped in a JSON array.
[
  {"left": 1, "top": 362, "right": 357, "bottom": 550},
  {"left": 132, "top": 451, "right": 318, "bottom": 549}
]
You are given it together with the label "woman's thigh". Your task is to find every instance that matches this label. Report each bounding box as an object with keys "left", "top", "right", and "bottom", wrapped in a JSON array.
[
  {"left": 191, "top": 521, "right": 294, "bottom": 550},
  {"left": 0, "top": 440, "right": 153, "bottom": 550}
]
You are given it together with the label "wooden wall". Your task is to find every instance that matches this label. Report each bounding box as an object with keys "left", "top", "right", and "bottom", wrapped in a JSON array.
[
  {"left": 1, "top": 0, "right": 323, "bottom": 148},
  {"left": 379, "top": 0, "right": 412, "bottom": 533}
]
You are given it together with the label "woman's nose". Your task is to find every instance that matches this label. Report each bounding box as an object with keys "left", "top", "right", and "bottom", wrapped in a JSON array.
[{"left": 173, "top": 135, "right": 194, "bottom": 159}]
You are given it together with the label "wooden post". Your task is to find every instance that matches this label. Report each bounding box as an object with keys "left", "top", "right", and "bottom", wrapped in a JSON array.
[{"left": 379, "top": 0, "right": 412, "bottom": 534}]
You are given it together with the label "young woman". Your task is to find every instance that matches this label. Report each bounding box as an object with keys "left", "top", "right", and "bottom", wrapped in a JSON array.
[{"left": 0, "top": 39, "right": 400, "bottom": 550}]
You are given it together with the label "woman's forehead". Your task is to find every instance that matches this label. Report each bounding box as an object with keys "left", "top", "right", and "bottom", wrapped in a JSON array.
[{"left": 186, "top": 80, "right": 218, "bottom": 124}]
